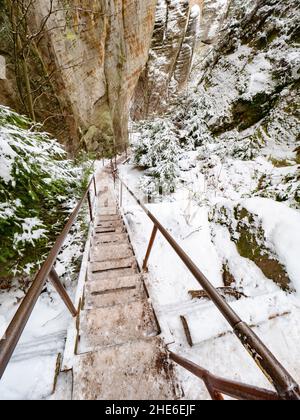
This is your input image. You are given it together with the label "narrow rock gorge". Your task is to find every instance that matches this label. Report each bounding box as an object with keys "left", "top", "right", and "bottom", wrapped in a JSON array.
[
  {"left": 0, "top": 0, "right": 209, "bottom": 152},
  {"left": 131, "top": 0, "right": 200, "bottom": 120},
  {"left": 0, "top": 0, "right": 158, "bottom": 152}
]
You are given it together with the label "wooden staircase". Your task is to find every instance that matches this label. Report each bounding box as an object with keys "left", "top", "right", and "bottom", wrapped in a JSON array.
[{"left": 63, "top": 170, "right": 179, "bottom": 400}]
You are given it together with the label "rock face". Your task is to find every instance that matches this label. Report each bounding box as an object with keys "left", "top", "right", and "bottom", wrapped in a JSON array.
[
  {"left": 131, "top": 0, "right": 200, "bottom": 120},
  {"left": 198, "top": 0, "right": 230, "bottom": 44},
  {"left": 0, "top": 0, "right": 157, "bottom": 152},
  {"left": 192, "top": 0, "right": 300, "bottom": 141},
  {"left": 34, "top": 0, "right": 158, "bottom": 152},
  {"left": 0, "top": 0, "right": 229, "bottom": 150}
]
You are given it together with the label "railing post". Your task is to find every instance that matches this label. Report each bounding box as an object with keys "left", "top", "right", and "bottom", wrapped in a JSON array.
[
  {"left": 119, "top": 181, "right": 123, "bottom": 208},
  {"left": 204, "top": 380, "right": 224, "bottom": 401},
  {"left": 87, "top": 190, "right": 93, "bottom": 221},
  {"left": 143, "top": 225, "right": 158, "bottom": 272},
  {"left": 93, "top": 175, "right": 97, "bottom": 197},
  {"left": 48, "top": 268, "right": 77, "bottom": 317}
]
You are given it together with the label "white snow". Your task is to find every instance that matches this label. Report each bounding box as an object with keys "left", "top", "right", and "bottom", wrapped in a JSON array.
[
  {"left": 243, "top": 198, "right": 300, "bottom": 296},
  {"left": 119, "top": 160, "right": 300, "bottom": 399},
  {"left": 0, "top": 133, "right": 17, "bottom": 183},
  {"left": 244, "top": 54, "right": 274, "bottom": 99},
  {"left": 13, "top": 218, "right": 47, "bottom": 246}
]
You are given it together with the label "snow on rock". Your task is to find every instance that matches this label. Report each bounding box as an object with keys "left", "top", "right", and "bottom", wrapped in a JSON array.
[
  {"left": 132, "top": 0, "right": 200, "bottom": 119},
  {"left": 242, "top": 198, "right": 300, "bottom": 295}
]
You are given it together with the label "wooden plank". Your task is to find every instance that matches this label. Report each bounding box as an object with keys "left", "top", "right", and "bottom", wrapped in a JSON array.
[
  {"left": 73, "top": 339, "right": 178, "bottom": 400},
  {"left": 84, "top": 275, "right": 145, "bottom": 309},
  {"left": 78, "top": 300, "right": 159, "bottom": 353},
  {"left": 90, "top": 244, "right": 133, "bottom": 263}
]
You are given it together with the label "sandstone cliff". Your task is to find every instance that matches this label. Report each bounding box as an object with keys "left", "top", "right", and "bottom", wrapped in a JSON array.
[
  {"left": 131, "top": 0, "right": 200, "bottom": 121},
  {"left": 0, "top": 0, "right": 157, "bottom": 152},
  {"left": 0, "top": 0, "right": 229, "bottom": 151}
]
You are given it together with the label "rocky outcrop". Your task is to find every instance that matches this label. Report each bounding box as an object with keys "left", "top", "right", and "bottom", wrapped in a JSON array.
[
  {"left": 0, "top": 0, "right": 157, "bottom": 152},
  {"left": 131, "top": 0, "right": 200, "bottom": 120},
  {"left": 34, "top": 0, "right": 158, "bottom": 152},
  {"left": 198, "top": 0, "right": 230, "bottom": 44}
]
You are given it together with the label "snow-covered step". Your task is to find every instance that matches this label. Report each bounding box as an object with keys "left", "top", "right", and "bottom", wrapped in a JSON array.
[
  {"left": 77, "top": 300, "right": 159, "bottom": 353},
  {"left": 96, "top": 214, "right": 120, "bottom": 222},
  {"left": 89, "top": 257, "right": 138, "bottom": 275},
  {"left": 95, "top": 223, "right": 125, "bottom": 234},
  {"left": 96, "top": 220, "right": 123, "bottom": 229},
  {"left": 92, "top": 232, "right": 129, "bottom": 246},
  {"left": 98, "top": 207, "right": 118, "bottom": 216},
  {"left": 98, "top": 199, "right": 116, "bottom": 208},
  {"left": 72, "top": 338, "right": 179, "bottom": 400},
  {"left": 88, "top": 267, "right": 138, "bottom": 282},
  {"left": 90, "top": 243, "right": 133, "bottom": 262},
  {"left": 84, "top": 275, "right": 146, "bottom": 309}
]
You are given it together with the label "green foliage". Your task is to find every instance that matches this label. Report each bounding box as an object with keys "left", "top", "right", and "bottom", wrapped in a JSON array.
[
  {"left": 0, "top": 106, "right": 90, "bottom": 282},
  {"left": 132, "top": 118, "right": 181, "bottom": 195}
]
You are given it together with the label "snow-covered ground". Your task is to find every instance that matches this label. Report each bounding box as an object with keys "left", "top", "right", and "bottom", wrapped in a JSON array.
[{"left": 118, "top": 158, "right": 300, "bottom": 399}]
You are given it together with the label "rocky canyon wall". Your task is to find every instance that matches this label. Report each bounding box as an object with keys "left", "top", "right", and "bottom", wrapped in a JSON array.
[
  {"left": 131, "top": 0, "right": 201, "bottom": 121},
  {"left": 0, "top": 0, "right": 157, "bottom": 152},
  {"left": 34, "top": 0, "right": 158, "bottom": 152},
  {"left": 130, "top": 0, "right": 231, "bottom": 122},
  {"left": 0, "top": 0, "right": 231, "bottom": 151}
]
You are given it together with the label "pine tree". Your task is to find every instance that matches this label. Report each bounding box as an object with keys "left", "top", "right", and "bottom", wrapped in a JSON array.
[
  {"left": 0, "top": 106, "right": 89, "bottom": 282},
  {"left": 132, "top": 118, "right": 181, "bottom": 195}
]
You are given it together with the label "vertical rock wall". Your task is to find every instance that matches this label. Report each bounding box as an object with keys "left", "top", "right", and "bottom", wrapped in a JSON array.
[
  {"left": 131, "top": 0, "right": 200, "bottom": 121},
  {"left": 1, "top": 0, "right": 157, "bottom": 152},
  {"left": 0, "top": 0, "right": 230, "bottom": 151},
  {"left": 34, "top": 0, "right": 157, "bottom": 152}
]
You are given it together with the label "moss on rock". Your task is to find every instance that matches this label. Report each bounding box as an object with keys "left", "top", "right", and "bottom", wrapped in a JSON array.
[{"left": 211, "top": 204, "right": 293, "bottom": 292}]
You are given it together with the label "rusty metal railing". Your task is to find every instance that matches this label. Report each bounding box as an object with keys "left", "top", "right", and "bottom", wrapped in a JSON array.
[
  {"left": 116, "top": 172, "right": 300, "bottom": 401},
  {"left": 169, "top": 352, "right": 279, "bottom": 400},
  {"left": 0, "top": 172, "right": 98, "bottom": 380}
]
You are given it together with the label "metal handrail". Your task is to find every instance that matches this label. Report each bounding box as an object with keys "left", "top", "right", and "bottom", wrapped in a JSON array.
[
  {"left": 0, "top": 172, "right": 98, "bottom": 379},
  {"left": 169, "top": 352, "right": 279, "bottom": 401},
  {"left": 116, "top": 172, "right": 300, "bottom": 400}
]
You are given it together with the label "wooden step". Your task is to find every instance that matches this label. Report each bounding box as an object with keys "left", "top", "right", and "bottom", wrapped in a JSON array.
[
  {"left": 77, "top": 300, "right": 159, "bottom": 353},
  {"left": 88, "top": 268, "right": 138, "bottom": 282},
  {"left": 96, "top": 220, "right": 122, "bottom": 229},
  {"left": 72, "top": 338, "right": 178, "bottom": 400},
  {"left": 98, "top": 207, "right": 118, "bottom": 216},
  {"left": 89, "top": 257, "right": 137, "bottom": 275},
  {"left": 84, "top": 275, "right": 146, "bottom": 309},
  {"left": 90, "top": 243, "right": 133, "bottom": 263},
  {"left": 96, "top": 214, "right": 120, "bottom": 222},
  {"left": 92, "top": 233, "right": 129, "bottom": 246},
  {"left": 94, "top": 222, "right": 125, "bottom": 234}
]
